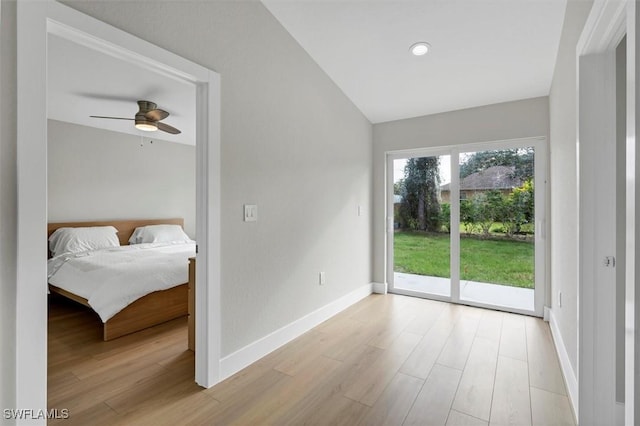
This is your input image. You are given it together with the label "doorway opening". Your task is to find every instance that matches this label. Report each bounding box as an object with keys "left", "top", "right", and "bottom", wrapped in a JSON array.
[{"left": 16, "top": 1, "right": 221, "bottom": 412}]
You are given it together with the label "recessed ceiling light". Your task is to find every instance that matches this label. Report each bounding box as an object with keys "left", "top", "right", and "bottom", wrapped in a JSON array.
[{"left": 410, "top": 42, "right": 431, "bottom": 56}]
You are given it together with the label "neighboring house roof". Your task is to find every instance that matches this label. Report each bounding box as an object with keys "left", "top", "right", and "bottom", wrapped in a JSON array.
[{"left": 441, "top": 166, "right": 522, "bottom": 191}]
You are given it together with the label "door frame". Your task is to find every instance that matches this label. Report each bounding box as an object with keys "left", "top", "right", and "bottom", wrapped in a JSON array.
[
  {"left": 385, "top": 136, "right": 546, "bottom": 317},
  {"left": 16, "top": 0, "right": 222, "bottom": 413},
  {"left": 386, "top": 147, "right": 459, "bottom": 303},
  {"left": 576, "top": 1, "right": 636, "bottom": 424}
]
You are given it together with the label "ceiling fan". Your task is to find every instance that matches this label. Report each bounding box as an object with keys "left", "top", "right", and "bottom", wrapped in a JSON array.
[{"left": 90, "top": 100, "right": 181, "bottom": 134}]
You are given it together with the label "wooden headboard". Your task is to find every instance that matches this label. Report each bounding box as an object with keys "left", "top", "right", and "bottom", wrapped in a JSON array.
[{"left": 47, "top": 218, "right": 184, "bottom": 246}]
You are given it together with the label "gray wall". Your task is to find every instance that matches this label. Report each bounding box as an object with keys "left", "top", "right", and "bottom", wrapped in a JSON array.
[
  {"left": 48, "top": 120, "right": 196, "bottom": 237},
  {"left": 1, "top": 0, "right": 373, "bottom": 408},
  {"left": 548, "top": 0, "right": 593, "bottom": 378},
  {"left": 0, "top": 0, "right": 17, "bottom": 414},
  {"left": 372, "top": 97, "right": 550, "bottom": 284},
  {"left": 56, "top": 1, "right": 373, "bottom": 357}
]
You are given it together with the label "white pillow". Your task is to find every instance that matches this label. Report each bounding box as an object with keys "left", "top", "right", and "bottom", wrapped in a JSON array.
[
  {"left": 49, "top": 226, "right": 120, "bottom": 257},
  {"left": 128, "top": 224, "right": 192, "bottom": 244}
]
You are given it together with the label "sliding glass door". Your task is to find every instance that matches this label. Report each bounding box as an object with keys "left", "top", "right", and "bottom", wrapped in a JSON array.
[
  {"left": 391, "top": 154, "right": 452, "bottom": 298},
  {"left": 387, "top": 139, "right": 545, "bottom": 316},
  {"left": 457, "top": 147, "right": 535, "bottom": 311}
]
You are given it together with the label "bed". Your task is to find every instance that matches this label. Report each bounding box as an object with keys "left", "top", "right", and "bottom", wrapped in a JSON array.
[{"left": 47, "top": 218, "right": 193, "bottom": 341}]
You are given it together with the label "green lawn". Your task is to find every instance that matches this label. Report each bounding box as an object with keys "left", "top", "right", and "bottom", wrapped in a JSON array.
[{"left": 394, "top": 231, "right": 534, "bottom": 288}]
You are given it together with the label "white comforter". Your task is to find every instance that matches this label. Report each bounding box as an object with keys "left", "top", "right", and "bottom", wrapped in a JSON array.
[{"left": 48, "top": 242, "right": 196, "bottom": 322}]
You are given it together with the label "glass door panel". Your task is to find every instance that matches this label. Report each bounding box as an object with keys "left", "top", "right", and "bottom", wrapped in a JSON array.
[
  {"left": 457, "top": 147, "right": 535, "bottom": 311},
  {"left": 392, "top": 155, "right": 451, "bottom": 297}
]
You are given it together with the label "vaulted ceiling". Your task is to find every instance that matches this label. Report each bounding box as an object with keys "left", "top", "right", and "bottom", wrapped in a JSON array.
[
  {"left": 262, "top": 0, "right": 567, "bottom": 123},
  {"left": 48, "top": 1, "right": 567, "bottom": 137}
]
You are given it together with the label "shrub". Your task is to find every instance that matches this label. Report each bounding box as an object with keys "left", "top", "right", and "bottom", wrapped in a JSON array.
[
  {"left": 460, "top": 199, "right": 478, "bottom": 235},
  {"left": 440, "top": 203, "right": 451, "bottom": 232}
]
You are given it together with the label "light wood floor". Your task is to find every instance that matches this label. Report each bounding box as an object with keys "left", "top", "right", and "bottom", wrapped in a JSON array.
[{"left": 48, "top": 293, "right": 575, "bottom": 425}]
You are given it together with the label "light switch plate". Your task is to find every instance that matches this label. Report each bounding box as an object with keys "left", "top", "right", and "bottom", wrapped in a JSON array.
[{"left": 244, "top": 204, "right": 257, "bottom": 222}]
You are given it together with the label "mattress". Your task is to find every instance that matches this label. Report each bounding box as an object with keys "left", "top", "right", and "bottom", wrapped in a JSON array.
[{"left": 48, "top": 242, "right": 196, "bottom": 322}]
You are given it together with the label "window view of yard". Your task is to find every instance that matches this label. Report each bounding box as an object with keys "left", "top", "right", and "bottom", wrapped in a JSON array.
[{"left": 393, "top": 148, "right": 535, "bottom": 291}]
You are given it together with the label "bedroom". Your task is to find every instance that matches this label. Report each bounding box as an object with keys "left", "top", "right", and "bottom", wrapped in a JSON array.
[{"left": 46, "top": 30, "right": 198, "bottom": 370}]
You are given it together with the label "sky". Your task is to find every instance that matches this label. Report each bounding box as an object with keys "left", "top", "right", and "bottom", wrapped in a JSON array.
[{"left": 393, "top": 155, "right": 452, "bottom": 185}]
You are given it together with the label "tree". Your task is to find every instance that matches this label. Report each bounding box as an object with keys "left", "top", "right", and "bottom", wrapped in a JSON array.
[
  {"left": 459, "top": 148, "right": 534, "bottom": 181},
  {"left": 394, "top": 179, "right": 404, "bottom": 195},
  {"left": 399, "top": 157, "right": 441, "bottom": 232}
]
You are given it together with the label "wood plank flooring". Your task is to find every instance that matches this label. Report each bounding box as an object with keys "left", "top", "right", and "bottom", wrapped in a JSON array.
[{"left": 48, "top": 293, "right": 575, "bottom": 425}]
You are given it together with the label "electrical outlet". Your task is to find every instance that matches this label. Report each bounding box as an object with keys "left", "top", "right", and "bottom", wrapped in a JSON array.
[{"left": 319, "top": 272, "right": 326, "bottom": 285}]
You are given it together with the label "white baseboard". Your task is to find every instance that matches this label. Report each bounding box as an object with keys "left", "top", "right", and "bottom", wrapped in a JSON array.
[
  {"left": 543, "top": 306, "right": 550, "bottom": 322},
  {"left": 372, "top": 282, "right": 387, "bottom": 294},
  {"left": 549, "top": 309, "right": 579, "bottom": 420},
  {"left": 219, "top": 282, "right": 373, "bottom": 380}
]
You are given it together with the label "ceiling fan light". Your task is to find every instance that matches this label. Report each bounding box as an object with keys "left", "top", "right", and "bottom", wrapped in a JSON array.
[{"left": 135, "top": 121, "right": 157, "bottom": 132}]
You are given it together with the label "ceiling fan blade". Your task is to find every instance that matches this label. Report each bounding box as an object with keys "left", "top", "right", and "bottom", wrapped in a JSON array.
[
  {"left": 145, "top": 109, "right": 169, "bottom": 121},
  {"left": 90, "top": 115, "right": 134, "bottom": 120},
  {"left": 157, "top": 122, "right": 181, "bottom": 135}
]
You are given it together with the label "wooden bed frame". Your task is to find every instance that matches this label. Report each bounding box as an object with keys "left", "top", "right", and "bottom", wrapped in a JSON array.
[{"left": 48, "top": 218, "right": 189, "bottom": 341}]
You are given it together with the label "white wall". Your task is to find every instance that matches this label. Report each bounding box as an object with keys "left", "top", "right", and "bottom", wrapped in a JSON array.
[
  {"left": 0, "top": 0, "right": 17, "bottom": 415},
  {"left": 372, "top": 97, "right": 550, "bottom": 285},
  {"left": 47, "top": 120, "right": 196, "bottom": 237},
  {"left": 548, "top": 0, "right": 593, "bottom": 379},
  {"left": 52, "top": 1, "right": 373, "bottom": 357}
]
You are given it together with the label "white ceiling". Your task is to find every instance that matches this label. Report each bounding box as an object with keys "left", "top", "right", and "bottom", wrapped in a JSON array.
[
  {"left": 48, "top": 2, "right": 567, "bottom": 133},
  {"left": 262, "top": 0, "right": 567, "bottom": 123},
  {"left": 47, "top": 34, "right": 195, "bottom": 145}
]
